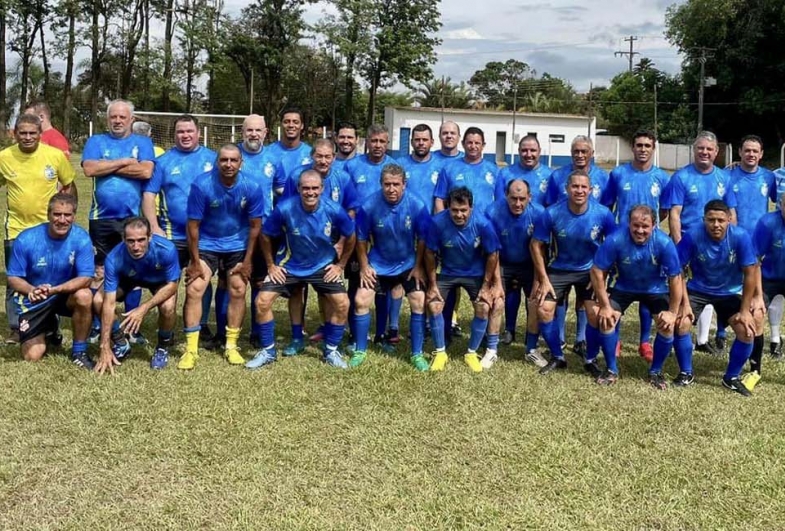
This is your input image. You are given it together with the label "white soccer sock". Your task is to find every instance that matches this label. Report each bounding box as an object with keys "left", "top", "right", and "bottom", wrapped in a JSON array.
[
  {"left": 769, "top": 295, "right": 784, "bottom": 342},
  {"left": 696, "top": 305, "right": 714, "bottom": 345}
]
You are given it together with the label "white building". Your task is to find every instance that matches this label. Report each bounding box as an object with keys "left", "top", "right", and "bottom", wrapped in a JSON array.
[{"left": 384, "top": 106, "right": 596, "bottom": 168}]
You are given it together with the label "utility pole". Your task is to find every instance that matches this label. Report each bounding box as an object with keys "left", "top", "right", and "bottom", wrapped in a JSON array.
[
  {"left": 653, "top": 83, "right": 658, "bottom": 139},
  {"left": 511, "top": 80, "right": 518, "bottom": 165},
  {"left": 587, "top": 82, "right": 593, "bottom": 137},
  {"left": 615, "top": 35, "right": 639, "bottom": 72},
  {"left": 694, "top": 47, "right": 716, "bottom": 134}
]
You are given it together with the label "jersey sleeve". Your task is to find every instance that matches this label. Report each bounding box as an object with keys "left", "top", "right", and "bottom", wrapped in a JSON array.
[
  {"left": 74, "top": 234, "right": 97, "bottom": 278},
  {"left": 414, "top": 204, "right": 431, "bottom": 241},
  {"left": 676, "top": 232, "right": 694, "bottom": 270},
  {"left": 273, "top": 161, "right": 288, "bottom": 193},
  {"left": 753, "top": 216, "right": 772, "bottom": 258},
  {"left": 592, "top": 236, "right": 616, "bottom": 272},
  {"left": 137, "top": 137, "right": 156, "bottom": 162},
  {"left": 659, "top": 237, "right": 682, "bottom": 278},
  {"left": 342, "top": 178, "right": 361, "bottom": 212},
  {"left": 146, "top": 161, "right": 164, "bottom": 195},
  {"left": 425, "top": 218, "right": 441, "bottom": 252},
  {"left": 186, "top": 182, "right": 207, "bottom": 221},
  {"left": 103, "top": 252, "right": 120, "bottom": 293},
  {"left": 355, "top": 206, "right": 371, "bottom": 242},
  {"left": 334, "top": 207, "right": 355, "bottom": 238},
  {"left": 669, "top": 173, "right": 686, "bottom": 207},
  {"left": 479, "top": 219, "right": 501, "bottom": 254},
  {"left": 163, "top": 244, "right": 182, "bottom": 283},
  {"left": 604, "top": 169, "right": 619, "bottom": 210},
  {"left": 603, "top": 209, "right": 617, "bottom": 237},
  {"left": 532, "top": 209, "right": 553, "bottom": 243},
  {"left": 81, "top": 135, "right": 102, "bottom": 162},
  {"left": 262, "top": 206, "right": 284, "bottom": 237},
  {"left": 768, "top": 171, "right": 778, "bottom": 203},
  {"left": 247, "top": 182, "right": 266, "bottom": 220},
  {"left": 433, "top": 168, "right": 449, "bottom": 200},
  {"left": 494, "top": 170, "right": 507, "bottom": 200},
  {"left": 6, "top": 235, "right": 30, "bottom": 278},
  {"left": 736, "top": 229, "right": 758, "bottom": 268},
  {"left": 545, "top": 174, "right": 560, "bottom": 206},
  {"left": 56, "top": 151, "right": 76, "bottom": 187}
]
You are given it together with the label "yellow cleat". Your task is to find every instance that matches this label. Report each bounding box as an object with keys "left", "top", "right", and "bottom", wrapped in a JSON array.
[
  {"left": 177, "top": 351, "right": 199, "bottom": 370},
  {"left": 225, "top": 347, "right": 245, "bottom": 365},
  {"left": 464, "top": 353, "right": 483, "bottom": 373},
  {"left": 742, "top": 371, "right": 761, "bottom": 392},
  {"left": 430, "top": 351, "right": 449, "bottom": 371}
]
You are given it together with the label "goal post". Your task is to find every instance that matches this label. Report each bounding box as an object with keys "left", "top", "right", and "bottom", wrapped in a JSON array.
[{"left": 132, "top": 111, "right": 250, "bottom": 151}]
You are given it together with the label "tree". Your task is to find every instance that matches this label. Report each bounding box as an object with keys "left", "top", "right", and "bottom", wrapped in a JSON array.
[
  {"left": 468, "top": 59, "right": 534, "bottom": 110},
  {"left": 0, "top": 0, "right": 7, "bottom": 137},
  {"left": 415, "top": 77, "right": 474, "bottom": 109}
]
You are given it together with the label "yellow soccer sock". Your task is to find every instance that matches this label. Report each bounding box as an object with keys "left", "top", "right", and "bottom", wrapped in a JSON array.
[
  {"left": 185, "top": 330, "right": 199, "bottom": 355},
  {"left": 226, "top": 327, "right": 240, "bottom": 351}
]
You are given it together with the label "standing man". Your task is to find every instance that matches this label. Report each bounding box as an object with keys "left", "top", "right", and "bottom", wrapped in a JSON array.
[
  {"left": 0, "top": 114, "right": 76, "bottom": 344},
  {"left": 425, "top": 187, "right": 503, "bottom": 373},
  {"left": 6, "top": 194, "right": 94, "bottom": 368},
  {"left": 24, "top": 101, "right": 70, "bottom": 158},
  {"left": 332, "top": 122, "right": 359, "bottom": 171},
  {"left": 531, "top": 170, "right": 616, "bottom": 375},
  {"left": 675, "top": 200, "right": 764, "bottom": 396},
  {"left": 269, "top": 107, "right": 312, "bottom": 196},
  {"left": 397, "top": 123, "right": 440, "bottom": 210},
  {"left": 432, "top": 121, "right": 462, "bottom": 162},
  {"left": 178, "top": 144, "right": 264, "bottom": 370},
  {"left": 246, "top": 170, "right": 356, "bottom": 369},
  {"left": 351, "top": 164, "right": 430, "bottom": 369},
  {"left": 132, "top": 121, "right": 166, "bottom": 157},
  {"left": 81, "top": 99, "right": 156, "bottom": 344},
  {"left": 93, "top": 217, "right": 181, "bottom": 373},
  {"left": 495, "top": 135, "right": 552, "bottom": 207}
]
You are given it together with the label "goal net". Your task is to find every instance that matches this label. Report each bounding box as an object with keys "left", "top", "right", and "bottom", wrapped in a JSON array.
[{"left": 133, "top": 111, "right": 249, "bottom": 152}]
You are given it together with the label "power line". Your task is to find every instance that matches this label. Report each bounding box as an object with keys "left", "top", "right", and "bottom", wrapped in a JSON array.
[{"left": 614, "top": 35, "right": 639, "bottom": 72}]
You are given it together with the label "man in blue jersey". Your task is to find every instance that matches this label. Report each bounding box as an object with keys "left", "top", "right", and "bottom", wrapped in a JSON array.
[
  {"left": 350, "top": 163, "right": 430, "bottom": 370},
  {"left": 487, "top": 179, "right": 547, "bottom": 364},
  {"left": 178, "top": 144, "right": 265, "bottom": 370},
  {"left": 246, "top": 169, "right": 356, "bottom": 369},
  {"left": 93, "top": 217, "right": 180, "bottom": 374},
  {"left": 604, "top": 130, "right": 671, "bottom": 362},
  {"left": 588, "top": 205, "right": 683, "bottom": 387},
  {"left": 433, "top": 121, "right": 462, "bottom": 162},
  {"left": 142, "top": 114, "right": 218, "bottom": 347},
  {"left": 495, "top": 135, "right": 551, "bottom": 207},
  {"left": 7, "top": 194, "right": 94, "bottom": 368},
  {"left": 269, "top": 107, "right": 312, "bottom": 196},
  {"left": 531, "top": 170, "right": 617, "bottom": 375},
  {"left": 397, "top": 123, "right": 440, "bottom": 210},
  {"left": 82, "top": 99, "right": 156, "bottom": 345},
  {"left": 425, "top": 186, "right": 503, "bottom": 373},
  {"left": 333, "top": 122, "right": 359, "bottom": 171},
  {"left": 668, "top": 131, "right": 735, "bottom": 356},
  {"left": 675, "top": 200, "right": 764, "bottom": 396}
]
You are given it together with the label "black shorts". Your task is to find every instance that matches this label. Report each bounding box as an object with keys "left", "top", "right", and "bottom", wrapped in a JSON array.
[
  {"left": 762, "top": 279, "right": 785, "bottom": 306},
  {"left": 347, "top": 252, "right": 361, "bottom": 289},
  {"left": 251, "top": 249, "right": 268, "bottom": 283},
  {"left": 174, "top": 240, "right": 189, "bottom": 269},
  {"left": 115, "top": 280, "right": 168, "bottom": 301},
  {"left": 89, "top": 219, "right": 125, "bottom": 265},
  {"left": 436, "top": 275, "right": 484, "bottom": 302},
  {"left": 260, "top": 267, "right": 347, "bottom": 297},
  {"left": 688, "top": 290, "right": 741, "bottom": 329},
  {"left": 200, "top": 250, "right": 246, "bottom": 278},
  {"left": 502, "top": 263, "right": 535, "bottom": 298},
  {"left": 18, "top": 296, "right": 72, "bottom": 344},
  {"left": 609, "top": 289, "right": 670, "bottom": 315},
  {"left": 546, "top": 269, "right": 593, "bottom": 304},
  {"left": 371, "top": 269, "right": 424, "bottom": 295}
]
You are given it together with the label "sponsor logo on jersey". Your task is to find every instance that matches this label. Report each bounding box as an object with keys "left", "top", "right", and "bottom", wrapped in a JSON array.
[{"left": 36, "top": 257, "right": 47, "bottom": 268}]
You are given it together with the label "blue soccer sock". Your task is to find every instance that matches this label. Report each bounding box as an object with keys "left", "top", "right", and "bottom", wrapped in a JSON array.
[
  {"left": 291, "top": 324, "right": 304, "bottom": 342},
  {"left": 201, "top": 282, "right": 213, "bottom": 327},
  {"left": 486, "top": 333, "right": 499, "bottom": 353},
  {"left": 639, "top": 305, "right": 652, "bottom": 344},
  {"left": 354, "top": 313, "right": 371, "bottom": 352},
  {"left": 259, "top": 320, "right": 275, "bottom": 350},
  {"left": 556, "top": 303, "right": 567, "bottom": 344},
  {"left": 726, "top": 339, "right": 753, "bottom": 379},
  {"left": 72, "top": 341, "right": 88, "bottom": 356},
  {"left": 673, "top": 332, "right": 693, "bottom": 374},
  {"left": 215, "top": 286, "right": 229, "bottom": 338},
  {"left": 540, "top": 320, "right": 564, "bottom": 360},
  {"left": 429, "top": 313, "right": 446, "bottom": 351},
  {"left": 575, "top": 307, "right": 587, "bottom": 342},
  {"left": 600, "top": 328, "right": 619, "bottom": 373},
  {"left": 468, "top": 317, "right": 488, "bottom": 352},
  {"left": 505, "top": 289, "right": 522, "bottom": 333},
  {"left": 325, "top": 322, "right": 345, "bottom": 351},
  {"left": 650, "top": 333, "right": 674, "bottom": 374},
  {"left": 716, "top": 327, "right": 727, "bottom": 339},
  {"left": 410, "top": 313, "right": 425, "bottom": 355},
  {"left": 525, "top": 332, "right": 539, "bottom": 352},
  {"left": 389, "top": 295, "right": 403, "bottom": 331},
  {"left": 585, "top": 323, "right": 601, "bottom": 363}
]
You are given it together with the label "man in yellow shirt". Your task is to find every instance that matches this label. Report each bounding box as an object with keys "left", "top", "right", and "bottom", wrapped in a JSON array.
[{"left": 0, "top": 114, "right": 76, "bottom": 343}]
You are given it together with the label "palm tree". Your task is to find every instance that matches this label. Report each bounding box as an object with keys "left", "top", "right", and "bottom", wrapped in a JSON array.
[{"left": 415, "top": 77, "right": 474, "bottom": 109}]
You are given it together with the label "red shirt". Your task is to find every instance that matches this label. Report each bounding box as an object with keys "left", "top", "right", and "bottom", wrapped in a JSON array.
[{"left": 41, "top": 128, "right": 71, "bottom": 159}]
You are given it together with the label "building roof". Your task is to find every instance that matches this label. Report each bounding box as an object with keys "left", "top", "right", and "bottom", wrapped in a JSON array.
[{"left": 388, "top": 106, "right": 589, "bottom": 121}]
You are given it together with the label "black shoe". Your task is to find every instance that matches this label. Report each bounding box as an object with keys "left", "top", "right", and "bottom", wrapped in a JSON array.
[
  {"left": 649, "top": 372, "right": 667, "bottom": 390},
  {"left": 672, "top": 371, "right": 695, "bottom": 387},
  {"left": 572, "top": 340, "right": 587, "bottom": 359},
  {"left": 199, "top": 325, "right": 216, "bottom": 348},
  {"left": 501, "top": 330, "right": 515, "bottom": 345},
  {"left": 539, "top": 357, "right": 567, "bottom": 375},
  {"left": 696, "top": 342, "right": 719, "bottom": 356},
  {"left": 722, "top": 376, "right": 752, "bottom": 397},
  {"left": 71, "top": 353, "right": 95, "bottom": 371},
  {"left": 770, "top": 341, "right": 783, "bottom": 360},
  {"left": 451, "top": 323, "right": 463, "bottom": 338},
  {"left": 596, "top": 370, "right": 618, "bottom": 386},
  {"left": 583, "top": 360, "right": 602, "bottom": 379},
  {"left": 714, "top": 336, "right": 726, "bottom": 351},
  {"left": 249, "top": 333, "right": 262, "bottom": 349},
  {"left": 46, "top": 330, "right": 63, "bottom": 347}
]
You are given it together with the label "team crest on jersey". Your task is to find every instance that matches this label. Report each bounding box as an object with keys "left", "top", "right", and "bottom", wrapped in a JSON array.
[
  {"left": 264, "top": 162, "right": 274, "bottom": 178},
  {"left": 485, "top": 172, "right": 494, "bottom": 185},
  {"left": 331, "top": 187, "right": 340, "bottom": 202},
  {"left": 592, "top": 184, "right": 601, "bottom": 199},
  {"left": 36, "top": 257, "right": 47, "bottom": 268},
  {"left": 240, "top": 196, "right": 247, "bottom": 209},
  {"left": 405, "top": 215, "right": 412, "bottom": 230},
  {"left": 431, "top": 171, "right": 439, "bottom": 184},
  {"left": 69, "top": 251, "right": 75, "bottom": 266},
  {"left": 717, "top": 182, "right": 725, "bottom": 197},
  {"left": 651, "top": 182, "right": 661, "bottom": 197},
  {"left": 474, "top": 236, "right": 481, "bottom": 248},
  {"left": 539, "top": 180, "right": 548, "bottom": 193},
  {"left": 44, "top": 165, "right": 56, "bottom": 181},
  {"left": 324, "top": 221, "right": 332, "bottom": 237},
  {"left": 590, "top": 225, "right": 600, "bottom": 240},
  {"left": 131, "top": 146, "right": 139, "bottom": 159},
  {"left": 527, "top": 223, "right": 534, "bottom": 236},
  {"left": 761, "top": 183, "right": 769, "bottom": 197},
  {"left": 204, "top": 162, "right": 213, "bottom": 172},
  {"left": 729, "top": 249, "right": 736, "bottom": 264}
]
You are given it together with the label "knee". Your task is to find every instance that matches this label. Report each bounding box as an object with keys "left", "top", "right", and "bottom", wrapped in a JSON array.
[
  {"left": 428, "top": 301, "right": 444, "bottom": 316},
  {"left": 186, "top": 279, "right": 207, "bottom": 298},
  {"left": 474, "top": 301, "right": 490, "bottom": 319},
  {"left": 22, "top": 343, "right": 46, "bottom": 362},
  {"left": 255, "top": 292, "right": 274, "bottom": 313},
  {"left": 73, "top": 288, "right": 93, "bottom": 309},
  {"left": 408, "top": 292, "right": 425, "bottom": 313},
  {"left": 332, "top": 295, "right": 350, "bottom": 319},
  {"left": 160, "top": 295, "right": 177, "bottom": 315}
]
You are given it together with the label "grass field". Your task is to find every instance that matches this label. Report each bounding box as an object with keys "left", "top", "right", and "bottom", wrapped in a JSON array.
[{"left": 2, "top": 160, "right": 785, "bottom": 529}]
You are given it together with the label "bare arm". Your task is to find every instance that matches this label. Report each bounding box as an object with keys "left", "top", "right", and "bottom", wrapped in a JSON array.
[
  {"left": 530, "top": 239, "right": 549, "bottom": 283},
  {"left": 116, "top": 160, "right": 154, "bottom": 180},
  {"left": 590, "top": 266, "right": 610, "bottom": 309},
  {"left": 434, "top": 198, "right": 446, "bottom": 214},
  {"left": 60, "top": 182, "right": 78, "bottom": 203},
  {"left": 120, "top": 281, "right": 178, "bottom": 336},
  {"left": 142, "top": 192, "right": 164, "bottom": 236},
  {"left": 82, "top": 158, "right": 137, "bottom": 178},
  {"left": 669, "top": 205, "right": 683, "bottom": 243}
]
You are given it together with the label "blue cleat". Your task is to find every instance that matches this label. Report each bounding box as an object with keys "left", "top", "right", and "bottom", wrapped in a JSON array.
[
  {"left": 150, "top": 347, "right": 169, "bottom": 370},
  {"left": 128, "top": 332, "right": 148, "bottom": 345},
  {"left": 112, "top": 339, "right": 131, "bottom": 361},
  {"left": 282, "top": 339, "right": 305, "bottom": 357},
  {"left": 88, "top": 327, "right": 100, "bottom": 344},
  {"left": 323, "top": 350, "right": 348, "bottom": 369},
  {"left": 245, "top": 348, "right": 277, "bottom": 370},
  {"left": 71, "top": 352, "right": 95, "bottom": 371}
]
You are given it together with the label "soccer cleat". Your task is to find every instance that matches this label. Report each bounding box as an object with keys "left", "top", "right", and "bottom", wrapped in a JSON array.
[
  {"left": 348, "top": 350, "right": 368, "bottom": 368},
  {"left": 539, "top": 357, "right": 567, "bottom": 375},
  {"left": 386, "top": 328, "right": 400, "bottom": 344},
  {"left": 345, "top": 342, "right": 356, "bottom": 354},
  {"left": 71, "top": 352, "right": 95, "bottom": 371},
  {"left": 245, "top": 348, "right": 277, "bottom": 370},
  {"left": 525, "top": 349, "right": 548, "bottom": 368},
  {"left": 722, "top": 376, "right": 752, "bottom": 397},
  {"left": 770, "top": 341, "right": 783, "bottom": 360},
  {"left": 88, "top": 327, "right": 100, "bottom": 344},
  {"left": 177, "top": 351, "right": 199, "bottom": 370},
  {"left": 464, "top": 353, "right": 483, "bottom": 373},
  {"left": 309, "top": 328, "right": 325, "bottom": 342},
  {"left": 283, "top": 339, "right": 305, "bottom": 357},
  {"left": 638, "top": 342, "right": 654, "bottom": 363},
  {"left": 150, "top": 348, "right": 169, "bottom": 370},
  {"left": 199, "top": 325, "right": 217, "bottom": 349},
  {"left": 715, "top": 336, "right": 726, "bottom": 351},
  {"left": 596, "top": 370, "right": 618, "bottom": 386},
  {"left": 573, "top": 340, "right": 587, "bottom": 359},
  {"left": 480, "top": 351, "right": 498, "bottom": 369},
  {"left": 430, "top": 351, "right": 449, "bottom": 371},
  {"left": 672, "top": 372, "right": 695, "bottom": 387},
  {"left": 410, "top": 354, "right": 430, "bottom": 372},
  {"left": 46, "top": 330, "right": 64, "bottom": 347},
  {"left": 112, "top": 339, "right": 131, "bottom": 361},
  {"left": 225, "top": 347, "right": 245, "bottom": 365},
  {"left": 501, "top": 330, "right": 515, "bottom": 345},
  {"left": 451, "top": 323, "right": 463, "bottom": 338},
  {"left": 583, "top": 360, "right": 603, "bottom": 379},
  {"left": 128, "top": 332, "right": 148, "bottom": 345},
  {"left": 741, "top": 371, "right": 761, "bottom": 392},
  {"left": 5, "top": 330, "right": 20, "bottom": 345},
  {"left": 649, "top": 372, "right": 668, "bottom": 390},
  {"left": 695, "top": 342, "right": 719, "bottom": 356},
  {"left": 323, "top": 350, "right": 348, "bottom": 369}
]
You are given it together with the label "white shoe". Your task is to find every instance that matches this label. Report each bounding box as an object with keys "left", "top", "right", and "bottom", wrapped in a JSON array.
[
  {"left": 525, "top": 349, "right": 548, "bottom": 368},
  {"left": 480, "top": 350, "right": 498, "bottom": 369}
]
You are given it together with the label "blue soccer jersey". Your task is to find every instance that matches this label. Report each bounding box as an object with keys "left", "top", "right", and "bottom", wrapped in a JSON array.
[
  {"left": 534, "top": 200, "right": 617, "bottom": 272},
  {"left": 774, "top": 168, "right": 785, "bottom": 200},
  {"left": 678, "top": 224, "right": 757, "bottom": 296},
  {"left": 7, "top": 223, "right": 95, "bottom": 313},
  {"left": 605, "top": 163, "right": 670, "bottom": 225},
  {"left": 263, "top": 197, "right": 355, "bottom": 277},
  {"left": 344, "top": 154, "right": 398, "bottom": 201},
  {"left": 397, "top": 154, "right": 444, "bottom": 210},
  {"left": 753, "top": 211, "right": 785, "bottom": 281},
  {"left": 187, "top": 169, "right": 265, "bottom": 253},
  {"left": 594, "top": 229, "right": 680, "bottom": 294},
  {"left": 82, "top": 133, "right": 156, "bottom": 220},
  {"left": 356, "top": 191, "right": 430, "bottom": 276},
  {"left": 546, "top": 163, "right": 611, "bottom": 207},
  {"left": 145, "top": 145, "right": 216, "bottom": 241},
  {"left": 284, "top": 164, "right": 360, "bottom": 212},
  {"left": 727, "top": 165, "right": 776, "bottom": 235},
  {"left": 266, "top": 141, "right": 313, "bottom": 193},
  {"left": 485, "top": 198, "right": 545, "bottom": 266},
  {"left": 431, "top": 151, "right": 463, "bottom": 163},
  {"left": 425, "top": 210, "right": 501, "bottom": 277},
  {"left": 668, "top": 164, "right": 735, "bottom": 234},
  {"left": 495, "top": 163, "right": 552, "bottom": 207},
  {"left": 434, "top": 158, "right": 499, "bottom": 214},
  {"left": 103, "top": 234, "right": 181, "bottom": 293},
  {"left": 238, "top": 144, "right": 278, "bottom": 218}
]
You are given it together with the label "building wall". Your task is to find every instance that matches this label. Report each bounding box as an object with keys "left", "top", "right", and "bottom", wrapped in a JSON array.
[{"left": 595, "top": 135, "right": 694, "bottom": 171}]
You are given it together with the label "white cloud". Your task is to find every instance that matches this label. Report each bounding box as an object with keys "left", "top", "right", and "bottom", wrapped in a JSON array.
[{"left": 443, "top": 28, "right": 485, "bottom": 40}]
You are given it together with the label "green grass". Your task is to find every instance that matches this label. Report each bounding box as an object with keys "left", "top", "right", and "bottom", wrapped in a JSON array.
[{"left": 2, "top": 160, "right": 785, "bottom": 529}]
